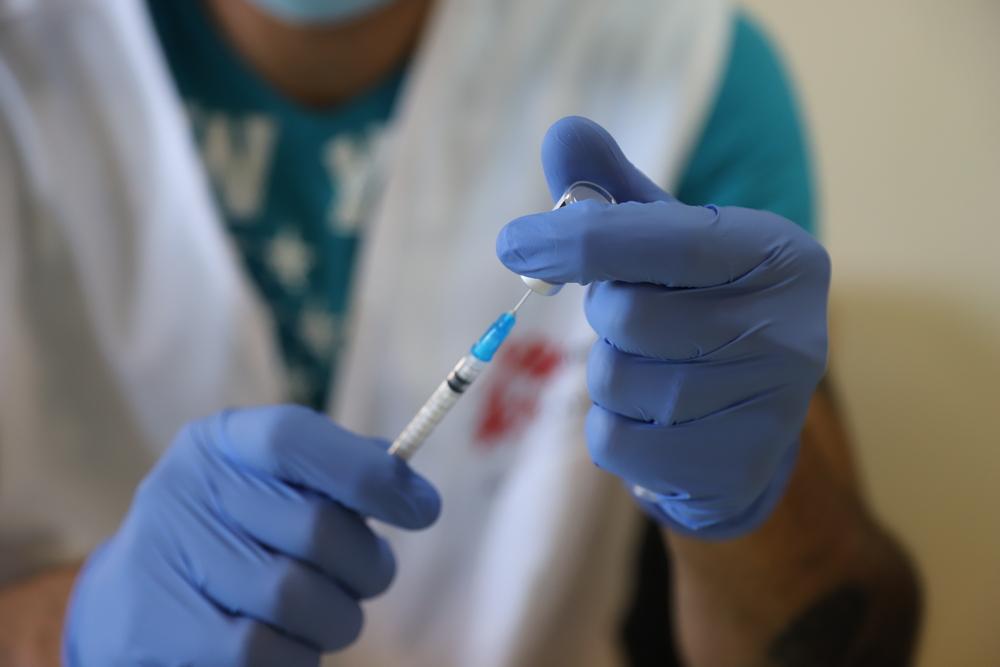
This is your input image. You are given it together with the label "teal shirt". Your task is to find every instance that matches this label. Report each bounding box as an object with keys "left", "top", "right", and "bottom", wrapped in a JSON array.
[
  {"left": 147, "top": 5, "right": 814, "bottom": 410},
  {"left": 677, "top": 13, "right": 816, "bottom": 234},
  {"left": 147, "top": 0, "right": 403, "bottom": 409}
]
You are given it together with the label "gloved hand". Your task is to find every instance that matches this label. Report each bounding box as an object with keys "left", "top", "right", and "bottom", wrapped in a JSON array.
[
  {"left": 497, "top": 116, "right": 829, "bottom": 539},
  {"left": 63, "top": 405, "right": 440, "bottom": 666}
]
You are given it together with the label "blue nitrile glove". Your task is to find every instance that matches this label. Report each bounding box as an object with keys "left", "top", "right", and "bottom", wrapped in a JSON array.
[
  {"left": 497, "top": 116, "right": 829, "bottom": 539},
  {"left": 63, "top": 405, "right": 440, "bottom": 666}
]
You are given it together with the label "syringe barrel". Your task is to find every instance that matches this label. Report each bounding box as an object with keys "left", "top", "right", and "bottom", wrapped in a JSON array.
[{"left": 388, "top": 355, "right": 487, "bottom": 460}]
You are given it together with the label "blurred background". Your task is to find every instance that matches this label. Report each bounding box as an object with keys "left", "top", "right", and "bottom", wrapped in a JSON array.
[{"left": 741, "top": 1, "right": 1000, "bottom": 665}]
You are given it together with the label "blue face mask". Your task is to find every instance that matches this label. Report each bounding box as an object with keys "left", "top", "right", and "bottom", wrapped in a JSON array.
[{"left": 246, "top": 0, "right": 396, "bottom": 25}]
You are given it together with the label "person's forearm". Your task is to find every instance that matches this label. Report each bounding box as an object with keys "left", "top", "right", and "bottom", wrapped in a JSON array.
[
  {"left": 0, "top": 564, "right": 79, "bottom": 667},
  {"left": 665, "top": 384, "right": 922, "bottom": 666}
]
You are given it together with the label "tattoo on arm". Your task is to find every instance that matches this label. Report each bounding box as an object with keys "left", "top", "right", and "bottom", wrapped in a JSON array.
[
  {"left": 763, "top": 574, "right": 920, "bottom": 667},
  {"left": 766, "top": 584, "right": 867, "bottom": 667}
]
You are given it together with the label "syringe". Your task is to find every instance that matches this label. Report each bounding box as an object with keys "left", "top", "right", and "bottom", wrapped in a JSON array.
[
  {"left": 387, "top": 290, "right": 531, "bottom": 460},
  {"left": 388, "top": 181, "right": 615, "bottom": 461}
]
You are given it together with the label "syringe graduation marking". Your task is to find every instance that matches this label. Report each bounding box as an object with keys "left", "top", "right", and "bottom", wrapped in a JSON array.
[
  {"left": 387, "top": 303, "right": 523, "bottom": 460},
  {"left": 388, "top": 355, "right": 487, "bottom": 460},
  {"left": 445, "top": 368, "right": 473, "bottom": 393}
]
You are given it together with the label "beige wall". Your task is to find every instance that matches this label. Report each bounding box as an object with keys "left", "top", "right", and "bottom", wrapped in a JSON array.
[{"left": 738, "top": 1, "right": 1000, "bottom": 664}]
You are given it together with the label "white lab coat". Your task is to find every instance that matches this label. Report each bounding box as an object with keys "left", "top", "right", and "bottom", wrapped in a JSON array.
[{"left": 0, "top": 0, "right": 730, "bottom": 664}]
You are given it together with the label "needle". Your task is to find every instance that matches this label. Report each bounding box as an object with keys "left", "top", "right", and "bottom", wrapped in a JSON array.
[{"left": 510, "top": 288, "right": 532, "bottom": 314}]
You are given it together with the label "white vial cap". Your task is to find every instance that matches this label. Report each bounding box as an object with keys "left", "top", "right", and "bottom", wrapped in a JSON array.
[{"left": 520, "top": 181, "right": 615, "bottom": 296}]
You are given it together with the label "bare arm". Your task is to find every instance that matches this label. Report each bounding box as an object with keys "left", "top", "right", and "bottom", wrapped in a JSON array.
[
  {"left": 0, "top": 564, "right": 79, "bottom": 667},
  {"left": 666, "top": 383, "right": 922, "bottom": 666}
]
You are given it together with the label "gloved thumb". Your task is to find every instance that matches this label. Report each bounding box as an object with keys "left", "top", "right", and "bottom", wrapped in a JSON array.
[{"left": 540, "top": 116, "right": 671, "bottom": 205}]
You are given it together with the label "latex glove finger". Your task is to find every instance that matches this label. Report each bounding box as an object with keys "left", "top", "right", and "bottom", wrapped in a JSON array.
[
  {"left": 539, "top": 115, "right": 671, "bottom": 205},
  {"left": 218, "top": 478, "right": 395, "bottom": 599},
  {"left": 587, "top": 337, "right": 796, "bottom": 426},
  {"left": 586, "top": 396, "right": 804, "bottom": 537},
  {"left": 235, "top": 619, "right": 320, "bottom": 667},
  {"left": 505, "top": 115, "right": 826, "bottom": 289},
  {"left": 65, "top": 545, "right": 321, "bottom": 666},
  {"left": 498, "top": 198, "right": 825, "bottom": 290},
  {"left": 585, "top": 281, "right": 749, "bottom": 361},
  {"left": 210, "top": 405, "right": 440, "bottom": 529},
  {"left": 193, "top": 532, "right": 363, "bottom": 652}
]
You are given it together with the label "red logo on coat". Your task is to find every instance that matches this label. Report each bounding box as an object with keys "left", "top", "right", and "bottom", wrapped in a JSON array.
[{"left": 474, "top": 337, "right": 564, "bottom": 445}]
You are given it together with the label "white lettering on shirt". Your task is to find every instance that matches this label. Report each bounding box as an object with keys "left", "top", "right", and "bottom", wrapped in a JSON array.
[
  {"left": 188, "top": 104, "right": 277, "bottom": 220},
  {"left": 322, "top": 125, "right": 389, "bottom": 235}
]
